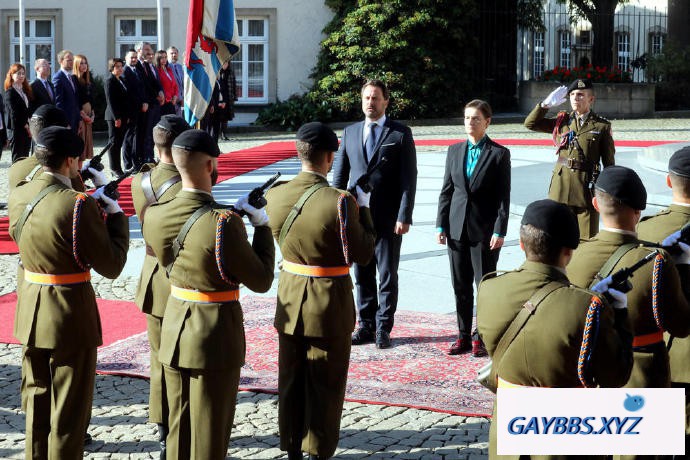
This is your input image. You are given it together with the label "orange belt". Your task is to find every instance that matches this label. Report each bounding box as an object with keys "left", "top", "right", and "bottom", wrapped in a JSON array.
[
  {"left": 281, "top": 260, "right": 349, "bottom": 277},
  {"left": 498, "top": 377, "right": 535, "bottom": 389},
  {"left": 170, "top": 285, "right": 240, "bottom": 303},
  {"left": 24, "top": 270, "right": 91, "bottom": 285},
  {"left": 632, "top": 330, "right": 664, "bottom": 348}
]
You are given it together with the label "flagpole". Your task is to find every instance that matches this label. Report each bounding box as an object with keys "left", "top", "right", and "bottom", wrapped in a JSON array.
[
  {"left": 18, "top": 0, "right": 25, "bottom": 67},
  {"left": 157, "top": 0, "right": 164, "bottom": 50}
]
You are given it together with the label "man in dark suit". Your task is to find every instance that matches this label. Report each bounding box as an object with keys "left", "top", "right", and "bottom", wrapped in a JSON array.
[
  {"left": 436, "top": 99, "right": 511, "bottom": 357},
  {"left": 51, "top": 50, "right": 80, "bottom": 134},
  {"left": 135, "top": 41, "right": 164, "bottom": 163},
  {"left": 123, "top": 49, "right": 147, "bottom": 171},
  {"left": 30, "top": 58, "right": 55, "bottom": 112},
  {"left": 332, "top": 79, "right": 417, "bottom": 349}
]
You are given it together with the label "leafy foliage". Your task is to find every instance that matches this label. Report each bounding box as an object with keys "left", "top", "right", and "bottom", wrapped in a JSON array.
[
  {"left": 256, "top": 94, "right": 333, "bottom": 131},
  {"left": 646, "top": 43, "right": 690, "bottom": 110}
]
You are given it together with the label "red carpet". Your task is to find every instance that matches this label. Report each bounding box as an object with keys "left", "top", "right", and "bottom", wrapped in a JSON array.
[
  {"left": 96, "top": 296, "right": 494, "bottom": 417},
  {"left": 0, "top": 292, "right": 147, "bottom": 347}
]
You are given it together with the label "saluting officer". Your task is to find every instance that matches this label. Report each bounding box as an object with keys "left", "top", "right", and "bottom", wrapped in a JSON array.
[
  {"left": 143, "top": 129, "right": 274, "bottom": 459},
  {"left": 636, "top": 146, "right": 690, "bottom": 448},
  {"left": 477, "top": 199, "right": 633, "bottom": 460},
  {"left": 8, "top": 126, "right": 129, "bottom": 459},
  {"left": 568, "top": 166, "right": 690, "bottom": 394},
  {"left": 130, "top": 114, "right": 189, "bottom": 456},
  {"left": 524, "top": 78, "right": 615, "bottom": 238},
  {"left": 265, "top": 122, "right": 376, "bottom": 460}
]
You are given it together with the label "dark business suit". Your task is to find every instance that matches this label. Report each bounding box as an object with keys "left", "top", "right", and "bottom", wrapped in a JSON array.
[
  {"left": 4, "top": 88, "right": 31, "bottom": 163},
  {"left": 30, "top": 78, "right": 55, "bottom": 113},
  {"left": 0, "top": 92, "right": 8, "bottom": 159},
  {"left": 436, "top": 137, "right": 511, "bottom": 340},
  {"left": 332, "top": 117, "right": 417, "bottom": 334},
  {"left": 104, "top": 74, "right": 131, "bottom": 175},
  {"left": 136, "top": 60, "right": 163, "bottom": 163},
  {"left": 123, "top": 66, "right": 146, "bottom": 170},
  {"left": 51, "top": 70, "right": 80, "bottom": 134}
]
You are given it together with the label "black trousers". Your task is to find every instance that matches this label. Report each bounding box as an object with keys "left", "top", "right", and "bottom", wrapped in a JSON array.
[
  {"left": 9, "top": 128, "right": 30, "bottom": 163},
  {"left": 447, "top": 236, "right": 500, "bottom": 340},
  {"left": 353, "top": 232, "right": 402, "bottom": 333},
  {"left": 122, "top": 114, "right": 142, "bottom": 171},
  {"left": 143, "top": 103, "right": 161, "bottom": 164},
  {"left": 106, "top": 120, "right": 126, "bottom": 175}
]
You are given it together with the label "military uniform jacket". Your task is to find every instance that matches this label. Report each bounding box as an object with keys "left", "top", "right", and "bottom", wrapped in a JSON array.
[
  {"left": 637, "top": 204, "right": 690, "bottom": 383},
  {"left": 524, "top": 104, "right": 615, "bottom": 209},
  {"left": 8, "top": 174, "right": 129, "bottom": 350},
  {"left": 143, "top": 190, "right": 274, "bottom": 370},
  {"left": 567, "top": 230, "right": 690, "bottom": 387},
  {"left": 131, "top": 162, "right": 182, "bottom": 316},
  {"left": 477, "top": 261, "right": 632, "bottom": 388},
  {"left": 266, "top": 172, "right": 376, "bottom": 338}
]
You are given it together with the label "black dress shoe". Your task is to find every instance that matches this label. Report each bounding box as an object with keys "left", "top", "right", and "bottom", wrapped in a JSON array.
[
  {"left": 287, "top": 450, "right": 303, "bottom": 460},
  {"left": 376, "top": 330, "right": 391, "bottom": 349},
  {"left": 351, "top": 327, "right": 375, "bottom": 345},
  {"left": 309, "top": 455, "right": 326, "bottom": 460},
  {"left": 84, "top": 431, "right": 93, "bottom": 445}
]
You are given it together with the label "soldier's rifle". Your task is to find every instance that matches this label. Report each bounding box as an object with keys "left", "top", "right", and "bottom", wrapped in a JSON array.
[
  {"left": 96, "top": 167, "right": 136, "bottom": 208},
  {"left": 80, "top": 141, "right": 114, "bottom": 183},
  {"left": 233, "top": 172, "right": 281, "bottom": 217},
  {"left": 348, "top": 157, "right": 388, "bottom": 195},
  {"left": 599, "top": 249, "right": 660, "bottom": 302}
]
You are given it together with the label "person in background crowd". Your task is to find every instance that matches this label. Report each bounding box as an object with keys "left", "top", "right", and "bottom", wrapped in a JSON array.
[
  {"left": 217, "top": 61, "right": 237, "bottom": 141},
  {"left": 74, "top": 54, "right": 95, "bottom": 159},
  {"left": 4, "top": 63, "right": 33, "bottom": 163},
  {"left": 436, "top": 99, "right": 511, "bottom": 358},
  {"left": 104, "top": 58, "right": 131, "bottom": 178},
  {"left": 167, "top": 46, "right": 184, "bottom": 116},
  {"left": 123, "top": 49, "right": 147, "bottom": 171},
  {"left": 52, "top": 50, "right": 80, "bottom": 135},
  {"left": 155, "top": 50, "right": 179, "bottom": 117},
  {"left": 30, "top": 59, "right": 55, "bottom": 112},
  {"left": 136, "top": 41, "right": 164, "bottom": 163}
]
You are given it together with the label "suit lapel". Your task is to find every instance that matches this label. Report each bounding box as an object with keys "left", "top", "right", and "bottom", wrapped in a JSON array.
[
  {"left": 367, "top": 119, "right": 390, "bottom": 170},
  {"left": 469, "top": 139, "right": 492, "bottom": 188}
]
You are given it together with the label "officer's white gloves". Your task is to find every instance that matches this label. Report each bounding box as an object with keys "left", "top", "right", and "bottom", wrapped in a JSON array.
[
  {"left": 591, "top": 276, "right": 628, "bottom": 310},
  {"left": 92, "top": 187, "right": 123, "bottom": 214},
  {"left": 662, "top": 230, "right": 690, "bottom": 265},
  {"left": 80, "top": 159, "right": 93, "bottom": 173},
  {"left": 541, "top": 85, "right": 568, "bottom": 109},
  {"left": 88, "top": 167, "right": 109, "bottom": 187},
  {"left": 236, "top": 194, "right": 269, "bottom": 227},
  {"left": 355, "top": 185, "right": 371, "bottom": 208}
]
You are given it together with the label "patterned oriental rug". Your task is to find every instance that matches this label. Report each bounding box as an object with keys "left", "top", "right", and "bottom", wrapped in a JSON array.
[{"left": 96, "top": 295, "right": 494, "bottom": 417}]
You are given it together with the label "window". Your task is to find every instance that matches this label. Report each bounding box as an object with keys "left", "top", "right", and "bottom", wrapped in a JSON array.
[
  {"left": 115, "top": 17, "right": 157, "bottom": 59},
  {"left": 9, "top": 18, "right": 54, "bottom": 80},
  {"left": 558, "top": 31, "right": 571, "bottom": 68},
  {"left": 232, "top": 17, "right": 269, "bottom": 103},
  {"left": 533, "top": 31, "right": 545, "bottom": 78},
  {"left": 650, "top": 33, "right": 664, "bottom": 55},
  {"left": 616, "top": 32, "right": 630, "bottom": 69}
]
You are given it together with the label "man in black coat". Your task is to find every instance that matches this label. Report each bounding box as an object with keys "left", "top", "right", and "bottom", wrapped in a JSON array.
[
  {"left": 332, "top": 79, "right": 417, "bottom": 349},
  {"left": 30, "top": 59, "right": 56, "bottom": 113},
  {"left": 135, "top": 41, "right": 164, "bottom": 164},
  {"left": 123, "top": 49, "right": 147, "bottom": 171}
]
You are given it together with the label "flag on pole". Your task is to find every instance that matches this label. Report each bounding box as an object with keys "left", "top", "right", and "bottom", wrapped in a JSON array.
[{"left": 183, "top": 0, "right": 240, "bottom": 126}]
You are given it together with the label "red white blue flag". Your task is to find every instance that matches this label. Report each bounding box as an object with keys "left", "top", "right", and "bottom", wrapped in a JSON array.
[{"left": 184, "top": 0, "right": 240, "bottom": 126}]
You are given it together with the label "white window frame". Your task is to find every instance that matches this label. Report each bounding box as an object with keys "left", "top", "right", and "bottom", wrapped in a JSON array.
[
  {"left": 114, "top": 17, "right": 158, "bottom": 59},
  {"left": 233, "top": 17, "right": 269, "bottom": 104},
  {"left": 9, "top": 17, "right": 55, "bottom": 80},
  {"left": 533, "top": 31, "right": 545, "bottom": 78},
  {"left": 616, "top": 32, "right": 630, "bottom": 69},
  {"left": 558, "top": 30, "right": 571, "bottom": 68},
  {"left": 650, "top": 33, "right": 664, "bottom": 55}
]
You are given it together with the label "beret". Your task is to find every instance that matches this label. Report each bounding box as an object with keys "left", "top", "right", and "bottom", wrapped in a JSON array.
[
  {"left": 172, "top": 129, "right": 220, "bottom": 157},
  {"left": 296, "top": 122, "right": 339, "bottom": 152},
  {"left": 36, "top": 126, "right": 84, "bottom": 158},
  {"left": 521, "top": 199, "right": 580, "bottom": 249},
  {"left": 567, "top": 78, "right": 593, "bottom": 93},
  {"left": 669, "top": 146, "right": 690, "bottom": 178},
  {"left": 155, "top": 115, "right": 191, "bottom": 137},
  {"left": 595, "top": 165, "right": 647, "bottom": 210},
  {"left": 30, "top": 104, "right": 70, "bottom": 127}
]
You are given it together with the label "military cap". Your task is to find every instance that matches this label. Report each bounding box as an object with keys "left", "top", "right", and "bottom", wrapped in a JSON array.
[
  {"left": 567, "top": 78, "right": 593, "bottom": 94},
  {"left": 36, "top": 126, "right": 84, "bottom": 158},
  {"left": 296, "top": 122, "right": 339, "bottom": 152},
  {"left": 521, "top": 199, "right": 580, "bottom": 249},
  {"left": 669, "top": 146, "right": 690, "bottom": 178},
  {"left": 155, "top": 115, "right": 191, "bottom": 137},
  {"left": 30, "top": 104, "right": 69, "bottom": 127},
  {"left": 172, "top": 129, "right": 220, "bottom": 157},
  {"left": 595, "top": 165, "right": 647, "bottom": 210}
]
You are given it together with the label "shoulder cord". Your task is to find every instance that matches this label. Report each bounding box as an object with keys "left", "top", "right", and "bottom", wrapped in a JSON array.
[
  {"left": 215, "top": 210, "right": 240, "bottom": 287},
  {"left": 651, "top": 252, "right": 666, "bottom": 330},
  {"left": 577, "top": 295, "right": 604, "bottom": 388},
  {"left": 337, "top": 193, "right": 351, "bottom": 266},
  {"left": 552, "top": 111, "right": 569, "bottom": 148},
  {"left": 71, "top": 193, "right": 89, "bottom": 271}
]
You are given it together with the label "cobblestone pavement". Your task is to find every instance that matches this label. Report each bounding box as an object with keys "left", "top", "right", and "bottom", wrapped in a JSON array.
[{"left": 0, "top": 118, "right": 688, "bottom": 459}]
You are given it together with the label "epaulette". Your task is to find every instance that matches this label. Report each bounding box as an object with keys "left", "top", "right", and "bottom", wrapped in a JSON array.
[
  {"left": 480, "top": 269, "right": 512, "bottom": 283},
  {"left": 138, "top": 162, "right": 155, "bottom": 174},
  {"left": 639, "top": 209, "right": 672, "bottom": 223},
  {"left": 591, "top": 112, "right": 611, "bottom": 124}
]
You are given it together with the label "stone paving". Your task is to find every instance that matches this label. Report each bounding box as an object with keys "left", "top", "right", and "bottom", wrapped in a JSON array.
[{"left": 0, "top": 117, "right": 689, "bottom": 459}]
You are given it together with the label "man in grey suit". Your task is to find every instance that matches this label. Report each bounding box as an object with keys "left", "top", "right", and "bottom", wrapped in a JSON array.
[{"left": 332, "top": 79, "right": 417, "bottom": 349}]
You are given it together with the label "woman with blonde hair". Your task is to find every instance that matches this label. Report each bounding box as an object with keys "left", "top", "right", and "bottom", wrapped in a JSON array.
[
  {"left": 74, "top": 54, "right": 95, "bottom": 158},
  {"left": 3, "top": 63, "right": 33, "bottom": 162}
]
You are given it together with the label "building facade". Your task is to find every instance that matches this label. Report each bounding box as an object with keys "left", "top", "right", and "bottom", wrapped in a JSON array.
[{"left": 0, "top": 0, "right": 334, "bottom": 123}]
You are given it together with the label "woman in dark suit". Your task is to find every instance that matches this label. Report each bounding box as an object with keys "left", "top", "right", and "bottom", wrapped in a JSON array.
[
  {"left": 436, "top": 99, "right": 511, "bottom": 357},
  {"left": 4, "top": 63, "right": 33, "bottom": 163},
  {"left": 104, "top": 58, "right": 129, "bottom": 177}
]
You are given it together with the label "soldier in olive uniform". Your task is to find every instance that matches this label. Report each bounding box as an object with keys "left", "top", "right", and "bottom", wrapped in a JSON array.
[
  {"left": 8, "top": 126, "right": 129, "bottom": 459},
  {"left": 143, "top": 129, "right": 275, "bottom": 459},
  {"left": 568, "top": 166, "right": 690, "bottom": 392},
  {"left": 477, "top": 199, "right": 633, "bottom": 460},
  {"left": 524, "top": 78, "right": 615, "bottom": 238},
  {"left": 265, "top": 123, "right": 376, "bottom": 460},
  {"left": 130, "top": 114, "right": 189, "bottom": 456},
  {"left": 636, "top": 146, "right": 690, "bottom": 449}
]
